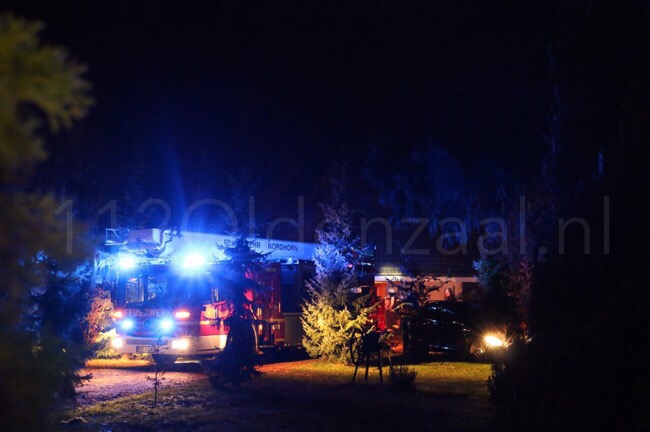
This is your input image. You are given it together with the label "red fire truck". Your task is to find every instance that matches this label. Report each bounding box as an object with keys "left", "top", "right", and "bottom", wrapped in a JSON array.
[{"left": 101, "top": 229, "right": 315, "bottom": 365}]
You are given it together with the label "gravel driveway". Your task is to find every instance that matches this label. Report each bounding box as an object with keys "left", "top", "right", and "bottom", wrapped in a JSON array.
[{"left": 75, "top": 363, "right": 206, "bottom": 407}]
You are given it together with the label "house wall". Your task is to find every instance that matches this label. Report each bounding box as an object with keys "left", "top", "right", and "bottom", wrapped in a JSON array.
[
  {"left": 374, "top": 275, "right": 479, "bottom": 302},
  {"left": 373, "top": 275, "right": 478, "bottom": 333}
]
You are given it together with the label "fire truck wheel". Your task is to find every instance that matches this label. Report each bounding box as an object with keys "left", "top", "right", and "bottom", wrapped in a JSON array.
[{"left": 152, "top": 354, "right": 178, "bottom": 368}]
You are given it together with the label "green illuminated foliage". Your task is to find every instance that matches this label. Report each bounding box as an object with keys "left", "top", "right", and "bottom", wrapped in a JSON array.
[{"left": 302, "top": 169, "right": 375, "bottom": 363}]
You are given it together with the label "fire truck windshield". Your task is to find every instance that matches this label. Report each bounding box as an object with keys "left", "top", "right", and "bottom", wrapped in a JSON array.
[{"left": 120, "top": 269, "right": 215, "bottom": 308}]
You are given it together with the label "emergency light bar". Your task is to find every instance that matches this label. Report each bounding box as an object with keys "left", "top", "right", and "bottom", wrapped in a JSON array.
[
  {"left": 182, "top": 252, "right": 207, "bottom": 268},
  {"left": 118, "top": 255, "right": 137, "bottom": 270}
]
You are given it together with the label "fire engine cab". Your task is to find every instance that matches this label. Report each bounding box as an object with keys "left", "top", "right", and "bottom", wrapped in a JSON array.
[{"left": 100, "top": 228, "right": 316, "bottom": 365}]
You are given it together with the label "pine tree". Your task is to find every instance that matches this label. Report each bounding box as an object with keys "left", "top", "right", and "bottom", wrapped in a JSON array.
[
  {"left": 0, "top": 14, "right": 93, "bottom": 429},
  {"left": 204, "top": 237, "right": 265, "bottom": 388},
  {"left": 301, "top": 168, "right": 375, "bottom": 363}
]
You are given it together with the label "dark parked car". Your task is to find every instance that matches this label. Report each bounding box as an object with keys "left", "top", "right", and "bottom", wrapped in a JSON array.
[{"left": 403, "top": 300, "right": 509, "bottom": 360}]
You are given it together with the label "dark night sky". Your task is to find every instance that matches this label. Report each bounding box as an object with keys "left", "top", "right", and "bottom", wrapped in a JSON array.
[{"left": 4, "top": 1, "right": 648, "bottom": 236}]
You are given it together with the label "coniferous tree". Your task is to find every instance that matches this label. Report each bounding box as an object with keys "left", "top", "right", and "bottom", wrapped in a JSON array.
[
  {"left": 301, "top": 168, "right": 375, "bottom": 363},
  {"left": 204, "top": 237, "right": 265, "bottom": 388},
  {"left": 0, "top": 14, "right": 93, "bottom": 429},
  {"left": 485, "top": 3, "right": 649, "bottom": 430}
]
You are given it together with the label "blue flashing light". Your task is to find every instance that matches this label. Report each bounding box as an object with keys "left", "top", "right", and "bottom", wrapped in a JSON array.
[
  {"left": 118, "top": 256, "right": 137, "bottom": 270},
  {"left": 120, "top": 318, "right": 135, "bottom": 331},
  {"left": 182, "top": 252, "right": 207, "bottom": 269},
  {"left": 159, "top": 318, "right": 174, "bottom": 333}
]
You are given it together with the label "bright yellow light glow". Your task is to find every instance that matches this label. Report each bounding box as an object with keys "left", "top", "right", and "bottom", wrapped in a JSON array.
[
  {"left": 171, "top": 339, "right": 189, "bottom": 350},
  {"left": 175, "top": 311, "right": 190, "bottom": 319},
  {"left": 217, "top": 334, "right": 228, "bottom": 349},
  {"left": 113, "top": 310, "right": 123, "bottom": 319},
  {"left": 483, "top": 334, "right": 505, "bottom": 347},
  {"left": 111, "top": 337, "right": 124, "bottom": 349}
]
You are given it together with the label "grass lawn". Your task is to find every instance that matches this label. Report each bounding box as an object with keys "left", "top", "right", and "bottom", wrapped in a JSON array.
[
  {"left": 85, "top": 357, "right": 151, "bottom": 368},
  {"left": 58, "top": 358, "right": 495, "bottom": 432}
]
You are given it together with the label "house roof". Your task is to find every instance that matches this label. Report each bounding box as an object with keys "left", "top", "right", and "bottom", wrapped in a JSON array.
[
  {"left": 349, "top": 193, "right": 478, "bottom": 278},
  {"left": 363, "top": 225, "right": 478, "bottom": 278}
]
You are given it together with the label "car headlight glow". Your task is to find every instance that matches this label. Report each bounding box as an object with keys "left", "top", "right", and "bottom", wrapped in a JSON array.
[
  {"left": 483, "top": 334, "right": 505, "bottom": 347},
  {"left": 159, "top": 318, "right": 175, "bottom": 333},
  {"left": 111, "top": 338, "right": 124, "bottom": 349},
  {"left": 171, "top": 339, "right": 190, "bottom": 350}
]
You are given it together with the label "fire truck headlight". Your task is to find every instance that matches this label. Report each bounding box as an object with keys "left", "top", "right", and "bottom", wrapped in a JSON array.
[
  {"left": 171, "top": 339, "right": 190, "bottom": 350},
  {"left": 118, "top": 256, "right": 137, "bottom": 270},
  {"left": 182, "top": 252, "right": 207, "bottom": 269},
  {"left": 111, "top": 338, "right": 124, "bottom": 349},
  {"left": 158, "top": 318, "right": 174, "bottom": 333},
  {"left": 119, "top": 318, "right": 134, "bottom": 331}
]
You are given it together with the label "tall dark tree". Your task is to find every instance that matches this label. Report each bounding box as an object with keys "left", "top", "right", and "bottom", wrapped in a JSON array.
[
  {"left": 0, "top": 14, "right": 93, "bottom": 429},
  {"left": 486, "top": 2, "right": 650, "bottom": 430},
  {"left": 360, "top": 2, "right": 648, "bottom": 429},
  {"left": 203, "top": 237, "right": 266, "bottom": 388}
]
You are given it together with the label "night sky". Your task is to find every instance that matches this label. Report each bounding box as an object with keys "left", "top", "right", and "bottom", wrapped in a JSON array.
[{"left": 4, "top": 1, "right": 649, "bottom": 237}]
